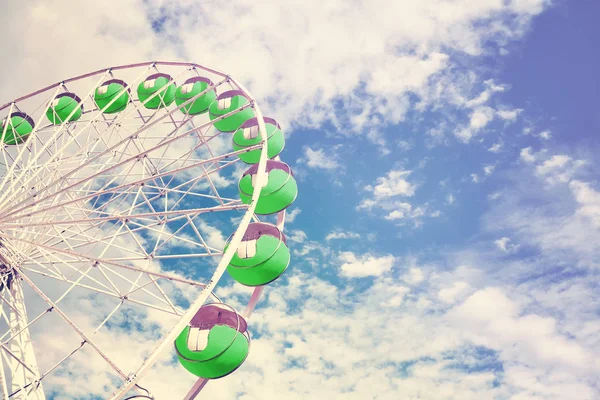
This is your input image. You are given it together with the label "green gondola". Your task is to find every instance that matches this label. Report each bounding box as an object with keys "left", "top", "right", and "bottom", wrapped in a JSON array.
[
  {"left": 1, "top": 112, "right": 34, "bottom": 145},
  {"left": 46, "top": 93, "right": 83, "bottom": 124},
  {"left": 239, "top": 160, "right": 298, "bottom": 215},
  {"left": 232, "top": 117, "right": 285, "bottom": 164},
  {"left": 94, "top": 79, "right": 130, "bottom": 113},
  {"left": 175, "top": 76, "right": 217, "bottom": 115},
  {"left": 137, "top": 73, "right": 176, "bottom": 109},
  {"left": 208, "top": 90, "right": 255, "bottom": 132},
  {"left": 175, "top": 304, "right": 250, "bottom": 379},
  {"left": 225, "top": 222, "right": 290, "bottom": 286}
]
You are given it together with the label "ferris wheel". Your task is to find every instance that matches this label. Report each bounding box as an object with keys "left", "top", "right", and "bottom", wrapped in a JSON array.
[{"left": 0, "top": 61, "right": 298, "bottom": 399}]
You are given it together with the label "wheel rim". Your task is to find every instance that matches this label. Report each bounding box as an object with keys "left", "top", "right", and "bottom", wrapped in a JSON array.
[{"left": 0, "top": 61, "right": 279, "bottom": 399}]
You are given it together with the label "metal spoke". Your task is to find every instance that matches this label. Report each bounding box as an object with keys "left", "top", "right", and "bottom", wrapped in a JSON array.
[{"left": 0, "top": 61, "right": 276, "bottom": 399}]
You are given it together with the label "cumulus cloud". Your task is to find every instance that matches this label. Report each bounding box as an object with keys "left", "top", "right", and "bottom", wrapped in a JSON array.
[
  {"left": 470, "top": 106, "right": 496, "bottom": 130},
  {"left": 384, "top": 202, "right": 438, "bottom": 223},
  {"left": 366, "top": 170, "right": 416, "bottom": 199},
  {"left": 438, "top": 281, "right": 470, "bottom": 304},
  {"left": 484, "top": 165, "right": 496, "bottom": 176},
  {"left": 456, "top": 106, "right": 496, "bottom": 142},
  {"left": 494, "top": 236, "right": 520, "bottom": 253},
  {"left": 497, "top": 108, "right": 522, "bottom": 121},
  {"left": 488, "top": 141, "right": 503, "bottom": 153},
  {"left": 288, "top": 229, "right": 308, "bottom": 243},
  {"left": 285, "top": 208, "right": 302, "bottom": 223},
  {"left": 397, "top": 140, "right": 413, "bottom": 151},
  {"left": 536, "top": 154, "right": 571, "bottom": 175},
  {"left": 570, "top": 180, "right": 600, "bottom": 227},
  {"left": 325, "top": 230, "right": 360, "bottom": 241},
  {"left": 383, "top": 202, "right": 415, "bottom": 220},
  {"left": 338, "top": 252, "right": 395, "bottom": 278},
  {"left": 450, "top": 288, "right": 593, "bottom": 372},
  {"left": 483, "top": 155, "right": 600, "bottom": 268},
  {"left": 357, "top": 169, "right": 440, "bottom": 226},
  {"left": 300, "top": 147, "right": 340, "bottom": 170},
  {"left": 488, "top": 191, "right": 502, "bottom": 200},
  {"left": 465, "top": 80, "right": 506, "bottom": 108},
  {"left": 520, "top": 147, "right": 536, "bottom": 163},
  {"left": 539, "top": 130, "right": 552, "bottom": 140},
  {"left": 358, "top": 170, "right": 415, "bottom": 209},
  {"left": 1, "top": 0, "right": 549, "bottom": 146},
  {"left": 534, "top": 154, "right": 585, "bottom": 185},
  {"left": 453, "top": 81, "right": 520, "bottom": 142},
  {"left": 200, "top": 261, "right": 600, "bottom": 400},
  {"left": 0, "top": 0, "right": 563, "bottom": 398}
]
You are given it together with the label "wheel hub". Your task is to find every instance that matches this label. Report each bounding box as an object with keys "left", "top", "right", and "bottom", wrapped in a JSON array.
[{"left": 0, "top": 237, "right": 22, "bottom": 290}]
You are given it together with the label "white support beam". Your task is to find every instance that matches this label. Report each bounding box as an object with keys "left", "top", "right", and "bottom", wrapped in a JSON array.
[{"left": 6, "top": 278, "right": 45, "bottom": 400}]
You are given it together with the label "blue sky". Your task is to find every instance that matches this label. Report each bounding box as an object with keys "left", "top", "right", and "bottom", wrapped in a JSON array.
[{"left": 2, "top": 0, "right": 600, "bottom": 399}]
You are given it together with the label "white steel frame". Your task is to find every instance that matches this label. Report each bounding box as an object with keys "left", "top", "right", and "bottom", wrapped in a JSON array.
[{"left": 0, "top": 61, "right": 276, "bottom": 399}]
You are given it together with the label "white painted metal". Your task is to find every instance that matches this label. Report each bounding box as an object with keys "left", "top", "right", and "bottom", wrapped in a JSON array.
[
  {"left": 7, "top": 279, "right": 45, "bottom": 400},
  {"left": 0, "top": 61, "right": 277, "bottom": 399},
  {"left": 0, "top": 270, "right": 47, "bottom": 400},
  {"left": 106, "top": 73, "right": 270, "bottom": 400},
  {"left": 0, "top": 353, "right": 9, "bottom": 399}
]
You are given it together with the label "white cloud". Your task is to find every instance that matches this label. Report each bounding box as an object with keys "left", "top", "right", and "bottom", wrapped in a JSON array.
[
  {"left": 359, "top": 169, "right": 436, "bottom": 225},
  {"left": 288, "top": 229, "right": 308, "bottom": 243},
  {"left": 197, "top": 220, "right": 227, "bottom": 250},
  {"left": 483, "top": 157, "right": 600, "bottom": 267},
  {"left": 454, "top": 128, "right": 473, "bottom": 143},
  {"left": 384, "top": 202, "right": 415, "bottom": 220},
  {"left": 338, "top": 252, "right": 395, "bottom": 278},
  {"left": 325, "top": 230, "right": 360, "bottom": 241},
  {"left": 450, "top": 288, "right": 594, "bottom": 373},
  {"left": 534, "top": 154, "right": 585, "bottom": 185},
  {"left": 494, "top": 236, "right": 520, "bottom": 253},
  {"left": 453, "top": 81, "right": 521, "bottom": 142},
  {"left": 570, "top": 181, "right": 600, "bottom": 227},
  {"left": 455, "top": 106, "right": 496, "bottom": 142},
  {"left": 488, "top": 141, "right": 503, "bottom": 153},
  {"left": 446, "top": 193, "right": 456, "bottom": 205},
  {"left": 0, "top": 0, "right": 549, "bottom": 140},
  {"left": 520, "top": 147, "right": 536, "bottom": 163},
  {"left": 470, "top": 106, "right": 495, "bottom": 129},
  {"left": 367, "top": 52, "right": 449, "bottom": 97},
  {"left": 465, "top": 80, "right": 506, "bottom": 108},
  {"left": 539, "top": 130, "right": 552, "bottom": 140},
  {"left": 488, "top": 191, "right": 502, "bottom": 200},
  {"left": 380, "top": 202, "right": 439, "bottom": 226},
  {"left": 366, "top": 130, "right": 392, "bottom": 155},
  {"left": 497, "top": 108, "right": 522, "bottom": 121},
  {"left": 366, "top": 170, "right": 416, "bottom": 199},
  {"left": 484, "top": 165, "right": 496, "bottom": 176},
  {"left": 397, "top": 140, "right": 413, "bottom": 151},
  {"left": 286, "top": 208, "right": 302, "bottom": 223},
  {"left": 19, "top": 216, "right": 600, "bottom": 400},
  {"left": 300, "top": 147, "right": 340, "bottom": 170},
  {"left": 0, "top": 0, "right": 565, "bottom": 398},
  {"left": 438, "top": 281, "right": 470, "bottom": 304},
  {"left": 535, "top": 154, "right": 571, "bottom": 175},
  {"left": 471, "top": 174, "right": 480, "bottom": 183},
  {"left": 356, "top": 198, "right": 378, "bottom": 210},
  {"left": 405, "top": 266, "right": 426, "bottom": 285},
  {"left": 211, "top": 260, "right": 599, "bottom": 400}
]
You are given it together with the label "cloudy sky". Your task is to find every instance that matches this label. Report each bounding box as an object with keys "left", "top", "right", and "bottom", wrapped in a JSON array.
[{"left": 1, "top": 0, "right": 600, "bottom": 399}]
